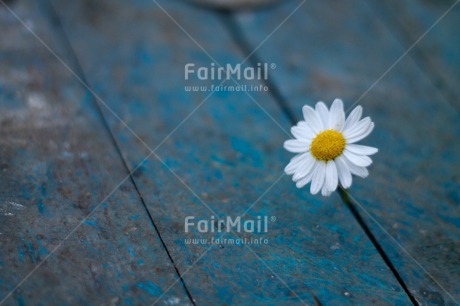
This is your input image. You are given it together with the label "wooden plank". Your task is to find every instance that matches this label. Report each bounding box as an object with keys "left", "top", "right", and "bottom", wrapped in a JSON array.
[
  {"left": 372, "top": 0, "right": 460, "bottom": 110},
  {"left": 51, "top": 0, "right": 414, "bottom": 304},
  {"left": 234, "top": 0, "right": 460, "bottom": 304},
  {"left": 0, "top": 1, "right": 192, "bottom": 305}
]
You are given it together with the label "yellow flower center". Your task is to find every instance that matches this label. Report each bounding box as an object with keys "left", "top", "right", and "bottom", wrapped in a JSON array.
[{"left": 310, "top": 130, "right": 346, "bottom": 161}]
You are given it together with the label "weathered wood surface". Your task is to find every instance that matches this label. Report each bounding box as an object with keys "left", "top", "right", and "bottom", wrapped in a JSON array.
[
  {"left": 374, "top": 0, "right": 460, "bottom": 110},
  {"left": 0, "top": 1, "right": 192, "bottom": 305},
  {"left": 50, "top": 0, "right": 414, "bottom": 304},
  {"left": 235, "top": 0, "right": 460, "bottom": 304}
]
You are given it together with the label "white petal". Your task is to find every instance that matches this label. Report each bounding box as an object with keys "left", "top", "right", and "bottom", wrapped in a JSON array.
[
  {"left": 324, "top": 161, "right": 338, "bottom": 195},
  {"left": 284, "top": 139, "right": 309, "bottom": 153},
  {"left": 344, "top": 156, "right": 369, "bottom": 178},
  {"left": 291, "top": 124, "right": 314, "bottom": 142},
  {"left": 296, "top": 164, "right": 316, "bottom": 188},
  {"left": 343, "top": 150, "right": 373, "bottom": 167},
  {"left": 297, "top": 121, "right": 317, "bottom": 139},
  {"left": 321, "top": 185, "right": 327, "bottom": 196},
  {"left": 346, "top": 144, "right": 378, "bottom": 156},
  {"left": 302, "top": 105, "right": 323, "bottom": 133},
  {"left": 284, "top": 153, "right": 309, "bottom": 175},
  {"left": 293, "top": 154, "right": 316, "bottom": 181},
  {"left": 344, "top": 105, "right": 362, "bottom": 131},
  {"left": 328, "top": 99, "right": 345, "bottom": 131},
  {"left": 347, "top": 122, "right": 375, "bottom": 144},
  {"left": 291, "top": 126, "right": 304, "bottom": 140},
  {"left": 315, "top": 102, "right": 329, "bottom": 129},
  {"left": 310, "top": 161, "right": 326, "bottom": 195},
  {"left": 335, "top": 156, "right": 352, "bottom": 188},
  {"left": 343, "top": 117, "right": 371, "bottom": 138},
  {"left": 321, "top": 184, "right": 334, "bottom": 197}
]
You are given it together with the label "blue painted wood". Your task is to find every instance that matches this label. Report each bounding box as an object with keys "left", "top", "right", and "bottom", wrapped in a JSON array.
[
  {"left": 50, "top": 0, "right": 413, "bottom": 304},
  {"left": 0, "top": 1, "right": 192, "bottom": 305},
  {"left": 234, "top": 0, "right": 460, "bottom": 304},
  {"left": 373, "top": 0, "right": 460, "bottom": 111}
]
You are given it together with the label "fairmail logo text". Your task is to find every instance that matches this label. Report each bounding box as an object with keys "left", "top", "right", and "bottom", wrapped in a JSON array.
[
  {"left": 184, "top": 215, "right": 275, "bottom": 233},
  {"left": 184, "top": 63, "right": 275, "bottom": 81}
]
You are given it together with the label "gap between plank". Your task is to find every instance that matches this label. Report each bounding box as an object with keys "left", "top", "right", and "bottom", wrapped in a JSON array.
[
  {"left": 337, "top": 189, "right": 418, "bottom": 306},
  {"left": 39, "top": 1, "right": 197, "bottom": 304},
  {"left": 366, "top": 1, "right": 460, "bottom": 114},
  {"left": 219, "top": 9, "right": 418, "bottom": 306}
]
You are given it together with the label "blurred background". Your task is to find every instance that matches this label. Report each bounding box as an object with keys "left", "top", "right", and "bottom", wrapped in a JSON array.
[{"left": 1, "top": 0, "right": 459, "bottom": 305}]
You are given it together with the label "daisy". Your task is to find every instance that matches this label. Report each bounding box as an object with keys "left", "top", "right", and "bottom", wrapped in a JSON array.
[{"left": 283, "top": 99, "right": 378, "bottom": 196}]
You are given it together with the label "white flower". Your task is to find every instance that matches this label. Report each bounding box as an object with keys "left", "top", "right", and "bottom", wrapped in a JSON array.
[{"left": 283, "top": 99, "right": 378, "bottom": 197}]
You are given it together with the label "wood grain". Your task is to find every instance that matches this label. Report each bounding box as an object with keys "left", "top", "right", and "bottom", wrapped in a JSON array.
[
  {"left": 374, "top": 0, "right": 460, "bottom": 111},
  {"left": 235, "top": 0, "right": 460, "bottom": 304},
  {"left": 0, "top": 1, "right": 192, "bottom": 305},
  {"left": 50, "top": 0, "right": 413, "bottom": 304}
]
